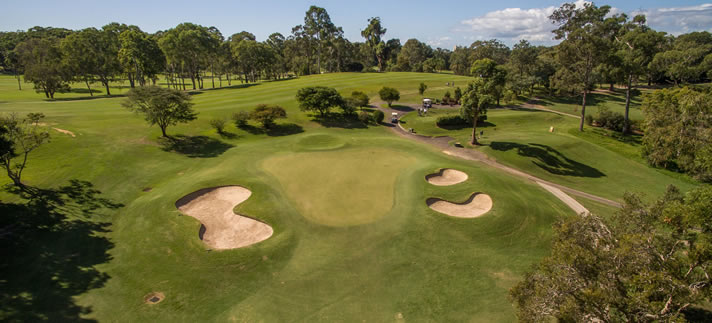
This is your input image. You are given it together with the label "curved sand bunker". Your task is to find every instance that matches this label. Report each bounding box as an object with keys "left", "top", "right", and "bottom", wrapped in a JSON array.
[
  {"left": 427, "top": 193, "right": 493, "bottom": 218},
  {"left": 176, "top": 186, "right": 273, "bottom": 249},
  {"left": 425, "top": 168, "right": 468, "bottom": 186}
]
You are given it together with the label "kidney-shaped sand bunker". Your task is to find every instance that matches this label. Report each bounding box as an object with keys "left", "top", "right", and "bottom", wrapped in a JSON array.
[
  {"left": 176, "top": 186, "right": 273, "bottom": 249},
  {"left": 427, "top": 193, "right": 493, "bottom": 218},
  {"left": 425, "top": 168, "right": 468, "bottom": 186}
]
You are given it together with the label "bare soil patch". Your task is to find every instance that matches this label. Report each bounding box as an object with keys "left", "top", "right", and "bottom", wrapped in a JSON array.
[
  {"left": 427, "top": 193, "right": 493, "bottom": 218},
  {"left": 175, "top": 186, "right": 273, "bottom": 249},
  {"left": 52, "top": 127, "right": 76, "bottom": 137},
  {"left": 425, "top": 168, "right": 468, "bottom": 186},
  {"left": 143, "top": 292, "right": 165, "bottom": 304}
]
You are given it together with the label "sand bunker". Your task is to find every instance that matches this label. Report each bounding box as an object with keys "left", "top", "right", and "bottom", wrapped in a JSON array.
[
  {"left": 425, "top": 168, "right": 468, "bottom": 186},
  {"left": 427, "top": 193, "right": 493, "bottom": 218},
  {"left": 52, "top": 127, "right": 76, "bottom": 137},
  {"left": 175, "top": 186, "right": 273, "bottom": 250}
]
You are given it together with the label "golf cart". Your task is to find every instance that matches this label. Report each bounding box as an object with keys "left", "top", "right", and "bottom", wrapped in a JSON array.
[
  {"left": 423, "top": 98, "right": 432, "bottom": 109},
  {"left": 391, "top": 112, "right": 399, "bottom": 123}
]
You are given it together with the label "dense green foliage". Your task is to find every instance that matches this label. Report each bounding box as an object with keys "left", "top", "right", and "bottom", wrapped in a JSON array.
[
  {"left": 295, "top": 86, "right": 344, "bottom": 117},
  {"left": 511, "top": 185, "right": 712, "bottom": 322},
  {"left": 642, "top": 87, "right": 712, "bottom": 182}
]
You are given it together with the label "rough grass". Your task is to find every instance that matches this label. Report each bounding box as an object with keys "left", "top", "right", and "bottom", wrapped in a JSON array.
[{"left": 0, "top": 73, "right": 571, "bottom": 322}]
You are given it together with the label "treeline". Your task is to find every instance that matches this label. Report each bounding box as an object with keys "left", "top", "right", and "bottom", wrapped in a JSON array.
[{"left": 1, "top": 4, "right": 711, "bottom": 100}]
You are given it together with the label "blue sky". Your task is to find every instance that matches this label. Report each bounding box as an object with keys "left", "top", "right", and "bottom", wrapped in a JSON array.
[{"left": 2, "top": 1, "right": 711, "bottom": 48}]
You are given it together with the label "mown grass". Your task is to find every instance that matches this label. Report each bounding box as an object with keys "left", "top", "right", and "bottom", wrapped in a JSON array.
[
  {"left": 0, "top": 73, "right": 571, "bottom": 322},
  {"left": 400, "top": 105, "right": 698, "bottom": 202}
]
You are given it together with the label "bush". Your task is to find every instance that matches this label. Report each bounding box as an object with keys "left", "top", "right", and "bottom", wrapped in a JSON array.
[
  {"left": 372, "top": 110, "right": 385, "bottom": 123},
  {"left": 209, "top": 118, "right": 226, "bottom": 133},
  {"left": 250, "top": 104, "right": 287, "bottom": 129},
  {"left": 436, "top": 115, "right": 468, "bottom": 127},
  {"left": 594, "top": 107, "right": 625, "bottom": 132},
  {"left": 585, "top": 114, "right": 594, "bottom": 126},
  {"left": 358, "top": 111, "right": 371, "bottom": 124},
  {"left": 350, "top": 91, "right": 370, "bottom": 108},
  {"left": 232, "top": 111, "right": 250, "bottom": 127}
]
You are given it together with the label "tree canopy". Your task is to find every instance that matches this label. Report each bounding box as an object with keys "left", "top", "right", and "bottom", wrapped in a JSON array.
[
  {"left": 511, "top": 184, "right": 712, "bottom": 322},
  {"left": 295, "top": 86, "right": 344, "bottom": 117},
  {"left": 122, "top": 86, "right": 197, "bottom": 137}
]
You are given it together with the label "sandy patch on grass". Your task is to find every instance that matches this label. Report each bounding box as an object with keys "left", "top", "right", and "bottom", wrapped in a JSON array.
[
  {"left": 425, "top": 168, "right": 468, "bottom": 186},
  {"left": 52, "top": 127, "right": 75, "bottom": 137},
  {"left": 144, "top": 292, "right": 165, "bottom": 304},
  {"left": 176, "top": 186, "right": 273, "bottom": 249},
  {"left": 427, "top": 193, "right": 493, "bottom": 218}
]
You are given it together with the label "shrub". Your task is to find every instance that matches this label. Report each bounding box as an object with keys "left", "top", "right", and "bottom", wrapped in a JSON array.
[
  {"left": 232, "top": 111, "right": 250, "bottom": 127},
  {"left": 250, "top": 104, "right": 287, "bottom": 129},
  {"left": 585, "top": 114, "right": 594, "bottom": 126},
  {"left": 358, "top": 111, "right": 371, "bottom": 124},
  {"left": 436, "top": 115, "right": 468, "bottom": 127},
  {"left": 595, "top": 107, "right": 625, "bottom": 132},
  {"left": 209, "top": 118, "right": 226, "bottom": 133},
  {"left": 372, "top": 110, "right": 385, "bottom": 123}
]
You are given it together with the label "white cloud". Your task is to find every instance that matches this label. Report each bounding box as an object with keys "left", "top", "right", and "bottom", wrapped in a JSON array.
[
  {"left": 633, "top": 4, "right": 712, "bottom": 35},
  {"left": 457, "top": 6, "right": 558, "bottom": 44},
  {"left": 452, "top": 2, "right": 712, "bottom": 47},
  {"left": 426, "top": 36, "right": 452, "bottom": 48}
]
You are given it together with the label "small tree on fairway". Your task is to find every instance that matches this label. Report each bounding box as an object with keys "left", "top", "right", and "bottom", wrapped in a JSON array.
[
  {"left": 122, "top": 86, "right": 197, "bottom": 137},
  {"left": 379, "top": 86, "right": 400, "bottom": 107},
  {"left": 232, "top": 111, "right": 250, "bottom": 127},
  {"left": 418, "top": 82, "right": 427, "bottom": 96},
  {"left": 295, "top": 86, "right": 344, "bottom": 117},
  {"left": 461, "top": 78, "right": 494, "bottom": 145},
  {"left": 250, "top": 104, "right": 287, "bottom": 129},
  {"left": 0, "top": 113, "right": 50, "bottom": 187}
]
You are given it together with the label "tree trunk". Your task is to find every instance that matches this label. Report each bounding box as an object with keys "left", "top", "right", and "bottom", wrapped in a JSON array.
[
  {"left": 211, "top": 64, "right": 215, "bottom": 89},
  {"left": 623, "top": 74, "right": 632, "bottom": 134},
  {"left": 471, "top": 109, "right": 480, "bottom": 145},
  {"left": 14, "top": 69, "right": 21, "bottom": 90},
  {"left": 579, "top": 90, "right": 587, "bottom": 132},
  {"left": 609, "top": 82, "right": 614, "bottom": 91},
  {"left": 128, "top": 73, "right": 135, "bottom": 88},
  {"left": 103, "top": 80, "right": 111, "bottom": 96},
  {"left": 190, "top": 71, "right": 196, "bottom": 90},
  {"left": 85, "top": 78, "right": 93, "bottom": 96},
  {"left": 161, "top": 126, "right": 168, "bottom": 137}
]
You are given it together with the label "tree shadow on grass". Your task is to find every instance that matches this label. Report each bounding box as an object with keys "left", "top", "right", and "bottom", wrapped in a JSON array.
[
  {"left": 312, "top": 114, "right": 367, "bottom": 129},
  {"left": 238, "top": 123, "right": 304, "bottom": 136},
  {"left": 0, "top": 180, "right": 123, "bottom": 322},
  {"left": 49, "top": 94, "right": 125, "bottom": 102},
  {"left": 489, "top": 142, "right": 605, "bottom": 178},
  {"left": 159, "top": 135, "right": 234, "bottom": 158},
  {"left": 388, "top": 105, "right": 414, "bottom": 112}
]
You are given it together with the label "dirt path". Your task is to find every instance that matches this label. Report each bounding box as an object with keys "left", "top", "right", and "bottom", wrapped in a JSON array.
[{"left": 375, "top": 104, "right": 622, "bottom": 214}]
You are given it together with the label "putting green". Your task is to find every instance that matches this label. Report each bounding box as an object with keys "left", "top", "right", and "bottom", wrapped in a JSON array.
[{"left": 262, "top": 147, "right": 416, "bottom": 226}]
